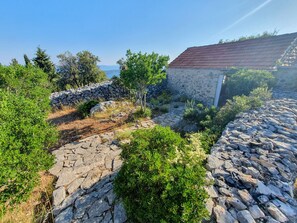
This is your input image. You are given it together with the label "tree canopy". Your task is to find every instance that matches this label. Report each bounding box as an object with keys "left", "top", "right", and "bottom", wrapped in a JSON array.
[
  {"left": 32, "top": 47, "right": 56, "bottom": 82},
  {"left": 56, "top": 50, "right": 106, "bottom": 89},
  {"left": 118, "top": 50, "right": 169, "bottom": 111}
]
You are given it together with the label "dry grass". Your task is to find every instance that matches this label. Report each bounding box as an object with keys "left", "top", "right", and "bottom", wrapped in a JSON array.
[{"left": 1, "top": 172, "right": 55, "bottom": 223}]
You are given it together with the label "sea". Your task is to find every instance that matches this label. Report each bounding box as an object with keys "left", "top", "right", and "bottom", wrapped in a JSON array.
[{"left": 100, "top": 65, "right": 120, "bottom": 79}]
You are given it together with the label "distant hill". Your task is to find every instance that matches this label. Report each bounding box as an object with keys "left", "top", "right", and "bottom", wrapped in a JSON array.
[{"left": 100, "top": 65, "right": 120, "bottom": 79}]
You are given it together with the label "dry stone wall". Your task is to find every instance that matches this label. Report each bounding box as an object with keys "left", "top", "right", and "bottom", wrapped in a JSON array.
[
  {"left": 167, "top": 68, "right": 223, "bottom": 106},
  {"left": 206, "top": 98, "right": 297, "bottom": 222},
  {"left": 50, "top": 81, "right": 128, "bottom": 109},
  {"left": 50, "top": 80, "right": 167, "bottom": 109}
]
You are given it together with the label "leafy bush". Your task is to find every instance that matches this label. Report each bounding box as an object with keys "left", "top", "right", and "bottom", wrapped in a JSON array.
[
  {"left": 0, "top": 93, "right": 56, "bottom": 208},
  {"left": 77, "top": 100, "right": 99, "bottom": 118},
  {"left": 0, "top": 65, "right": 52, "bottom": 111},
  {"left": 184, "top": 100, "right": 218, "bottom": 130},
  {"left": 198, "top": 87, "right": 272, "bottom": 153},
  {"left": 114, "top": 126, "right": 209, "bottom": 223},
  {"left": 0, "top": 65, "right": 57, "bottom": 214},
  {"left": 133, "top": 107, "right": 152, "bottom": 119},
  {"left": 159, "top": 104, "right": 170, "bottom": 113},
  {"left": 224, "top": 69, "right": 275, "bottom": 99},
  {"left": 149, "top": 90, "right": 172, "bottom": 109}
]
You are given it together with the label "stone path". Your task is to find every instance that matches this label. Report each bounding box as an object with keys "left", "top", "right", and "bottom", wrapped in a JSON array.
[
  {"left": 152, "top": 102, "right": 185, "bottom": 128},
  {"left": 49, "top": 120, "right": 155, "bottom": 223},
  {"left": 206, "top": 99, "right": 297, "bottom": 222}
]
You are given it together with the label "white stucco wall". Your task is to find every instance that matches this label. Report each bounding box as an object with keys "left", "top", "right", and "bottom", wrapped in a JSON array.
[{"left": 167, "top": 68, "right": 224, "bottom": 106}]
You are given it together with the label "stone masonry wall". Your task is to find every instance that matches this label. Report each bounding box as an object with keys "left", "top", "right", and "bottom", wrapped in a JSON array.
[
  {"left": 167, "top": 68, "right": 223, "bottom": 106},
  {"left": 50, "top": 81, "right": 128, "bottom": 109},
  {"left": 50, "top": 80, "right": 167, "bottom": 109},
  {"left": 274, "top": 67, "right": 297, "bottom": 91},
  {"left": 206, "top": 98, "right": 297, "bottom": 222}
]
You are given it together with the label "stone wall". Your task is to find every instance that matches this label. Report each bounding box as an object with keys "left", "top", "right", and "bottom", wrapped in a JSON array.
[
  {"left": 167, "top": 68, "right": 223, "bottom": 106},
  {"left": 50, "top": 80, "right": 167, "bottom": 109},
  {"left": 50, "top": 81, "right": 128, "bottom": 108},
  {"left": 206, "top": 98, "right": 297, "bottom": 222},
  {"left": 274, "top": 67, "right": 297, "bottom": 90}
]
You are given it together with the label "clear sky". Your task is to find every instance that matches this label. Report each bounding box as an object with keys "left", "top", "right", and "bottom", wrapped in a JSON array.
[{"left": 0, "top": 0, "right": 297, "bottom": 65}]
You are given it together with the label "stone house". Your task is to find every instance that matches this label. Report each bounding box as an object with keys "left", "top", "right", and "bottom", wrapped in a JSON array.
[{"left": 167, "top": 32, "right": 297, "bottom": 106}]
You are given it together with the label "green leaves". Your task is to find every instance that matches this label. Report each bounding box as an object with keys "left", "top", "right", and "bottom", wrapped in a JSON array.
[
  {"left": 119, "top": 50, "right": 169, "bottom": 111},
  {"left": 57, "top": 50, "right": 107, "bottom": 90},
  {"left": 224, "top": 69, "right": 275, "bottom": 99},
  {"left": 0, "top": 65, "right": 57, "bottom": 214},
  {"left": 114, "top": 126, "right": 209, "bottom": 223}
]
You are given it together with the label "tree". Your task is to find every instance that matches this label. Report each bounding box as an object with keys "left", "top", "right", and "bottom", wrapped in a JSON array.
[
  {"left": 77, "top": 51, "right": 106, "bottom": 86},
  {"left": 32, "top": 47, "right": 57, "bottom": 82},
  {"left": 23, "top": 54, "right": 32, "bottom": 67},
  {"left": 10, "top": 58, "right": 19, "bottom": 66},
  {"left": 57, "top": 51, "right": 106, "bottom": 89},
  {"left": 118, "top": 50, "right": 169, "bottom": 111}
]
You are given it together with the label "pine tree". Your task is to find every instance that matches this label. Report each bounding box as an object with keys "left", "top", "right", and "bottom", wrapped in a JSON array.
[
  {"left": 23, "top": 54, "right": 32, "bottom": 67},
  {"left": 33, "top": 47, "right": 57, "bottom": 82},
  {"left": 10, "top": 58, "right": 19, "bottom": 66}
]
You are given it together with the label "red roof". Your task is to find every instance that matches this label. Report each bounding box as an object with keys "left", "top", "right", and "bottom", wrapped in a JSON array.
[{"left": 169, "top": 32, "right": 297, "bottom": 70}]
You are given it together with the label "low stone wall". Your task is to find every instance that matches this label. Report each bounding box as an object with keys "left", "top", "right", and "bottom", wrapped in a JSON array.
[
  {"left": 167, "top": 68, "right": 223, "bottom": 106},
  {"left": 50, "top": 80, "right": 167, "bottom": 109},
  {"left": 50, "top": 81, "right": 128, "bottom": 108},
  {"left": 206, "top": 98, "right": 297, "bottom": 222}
]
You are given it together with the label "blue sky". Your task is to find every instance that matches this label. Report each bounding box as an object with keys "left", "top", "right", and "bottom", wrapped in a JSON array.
[{"left": 0, "top": 0, "right": 297, "bottom": 65}]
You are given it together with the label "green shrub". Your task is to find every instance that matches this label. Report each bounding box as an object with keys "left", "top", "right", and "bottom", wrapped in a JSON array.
[
  {"left": 0, "top": 92, "right": 57, "bottom": 213},
  {"left": 149, "top": 90, "right": 172, "bottom": 109},
  {"left": 77, "top": 100, "right": 99, "bottom": 118},
  {"left": 0, "top": 64, "right": 52, "bottom": 111},
  {"left": 114, "top": 126, "right": 209, "bottom": 223},
  {"left": 0, "top": 65, "right": 57, "bottom": 214},
  {"left": 133, "top": 107, "right": 152, "bottom": 119},
  {"left": 225, "top": 69, "right": 275, "bottom": 99},
  {"left": 198, "top": 87, "right": 271, "bottom": 153}
]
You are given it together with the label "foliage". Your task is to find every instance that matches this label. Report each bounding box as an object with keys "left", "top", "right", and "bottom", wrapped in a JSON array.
[
  {"left": 149, "top": 91, "right": 171, "bottom": 113},
  {"left": 197, "top": 87, "right": 272, "bottom": 153},
  {"left": 33, "top": 47, "right": 57, "bottom": 83},
  {"left": 57, "top": 51, "right": 106, "bottom": 90},
  {"left": 114, "top": 126, "right": 209, "bottom": 223},
  {"left": 183, "top": 100, "right": 218, "bottom": 129},
  {"left": 115, "top": 130, "right": 133, "bottom": 141},
  {"left": 0, "top": 65, "right": 57, "bottom": 214},
  {"left": 118, "top": 50, "right": 169, "bottom": 112},
  {"left": 23, "top": 54, "right": 32, "bottom": 67},
  {"left": 218, "top": 30, "right": 278, "bottom": 44},
  {"left": 77, "top": 100, "right": 99, "bottom": 118},
  {"left": 0, "top": 65, "right": 52, "bottom": 111},
  {"left": 10, "top": 58, "right": 19, "bottom": 66},
  {"left": 132, "top": 107, "right": 152, "bottom": 119},
  {"left": 224, "top": 69, "right": 275, "bottom": 99}
]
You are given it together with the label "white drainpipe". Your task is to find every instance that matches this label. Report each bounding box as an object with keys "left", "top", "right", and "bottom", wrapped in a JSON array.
[{"left": 214, "top": 75, "right": 224, "bottom": 107}]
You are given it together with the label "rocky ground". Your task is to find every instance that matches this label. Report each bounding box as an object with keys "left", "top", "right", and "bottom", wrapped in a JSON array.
[
  {"left": 49, "top": 92, "right": 297, "bottom": 223},
  {"left": 206, "top": 98, "right": 297, "bottom": 222},
  {"left": 49, "top": 120, "right": 155, "bottom": 223}
]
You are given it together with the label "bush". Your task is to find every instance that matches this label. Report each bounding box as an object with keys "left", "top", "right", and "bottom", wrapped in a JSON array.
[
  {"left": 0, "top": 94, "right": 57, "bottom": 213},
  {"left": 77, "top": 100, "right": 99, "bottom": 118},
  {"left": 224, "top": 69, "right": 275, "bottom": 99},
  {"left": 133, "top": 107, "right": 152, "bottom": 119},
  {"left": 114, "top": 126, "right": 209, "bottom": 223},
  {"left": 198, "top": 87, "right": 271, "bottom": 153},
  {"left": 0, "top": 65, "right": 57, "bottom": 214},
  {"left": 0, "top": 64, "right": 52, "bottom": 111}
]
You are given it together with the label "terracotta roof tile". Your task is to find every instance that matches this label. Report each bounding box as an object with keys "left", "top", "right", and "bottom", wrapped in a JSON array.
[{"left": 169, "top": 32, "right": 297, "bottom": 70}]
